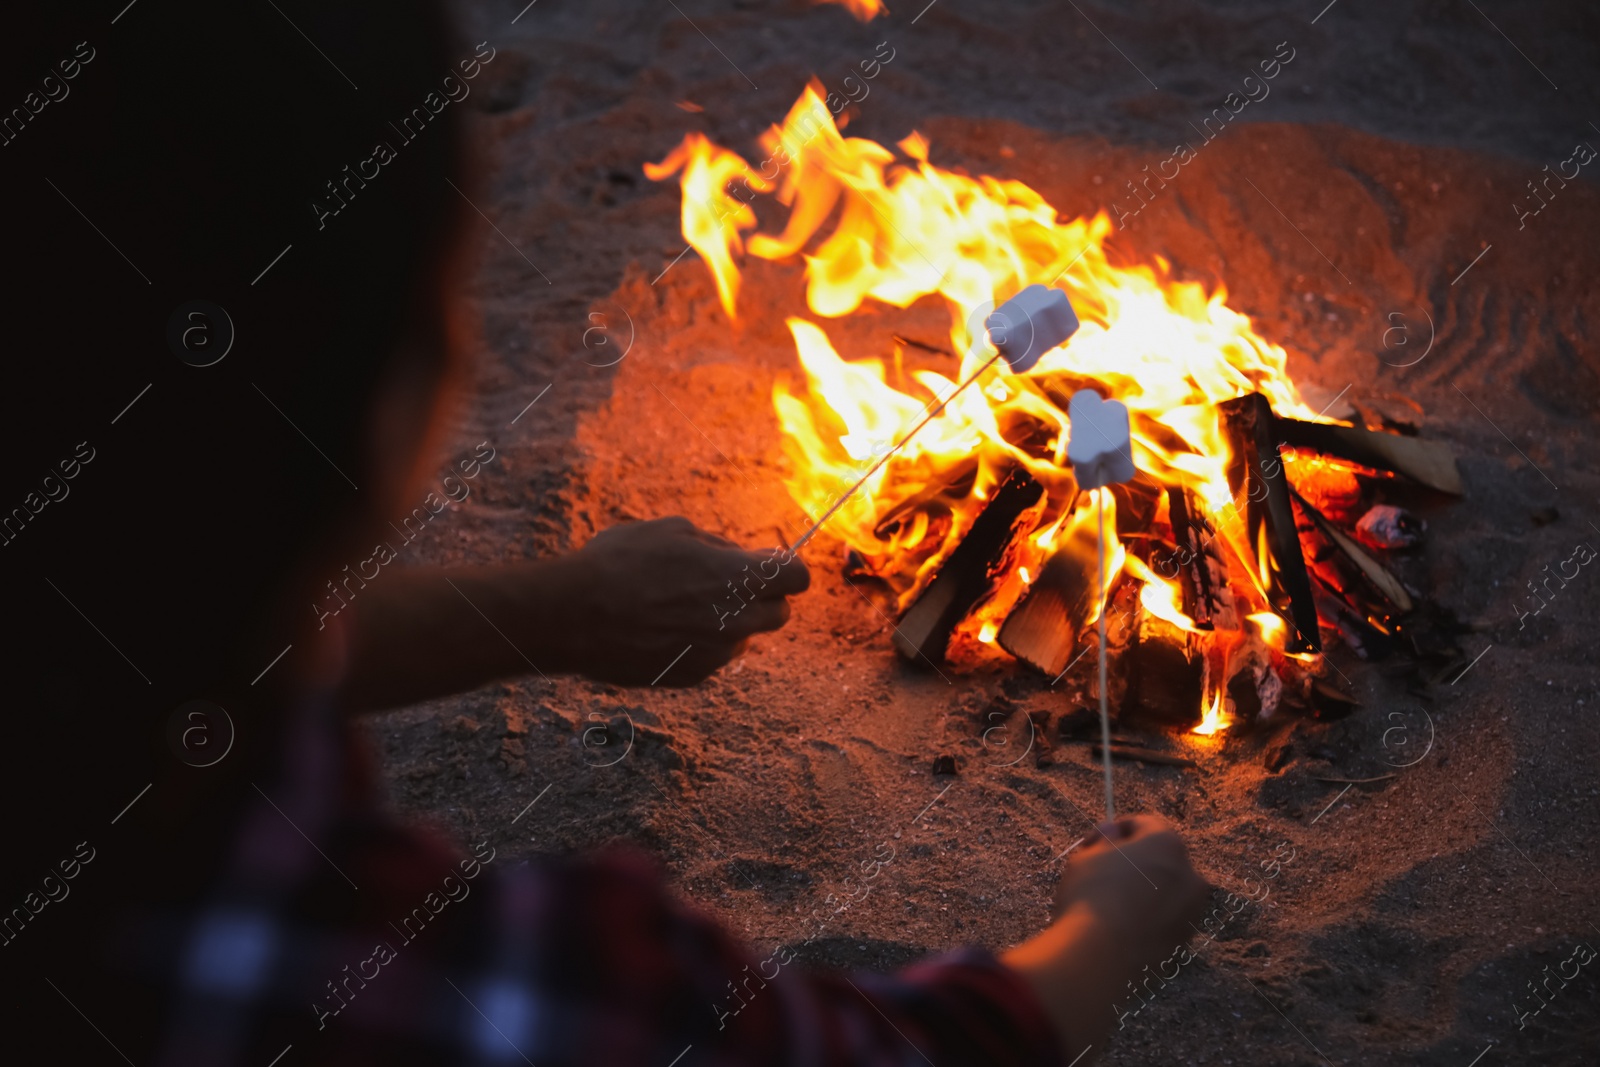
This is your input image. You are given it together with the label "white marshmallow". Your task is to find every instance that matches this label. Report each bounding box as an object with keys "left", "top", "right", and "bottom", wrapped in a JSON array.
[
  {"left": 1067, "top": 388, "right": 1136, "bottom": 489},
  {"left": 985, "top": 284, "right": 1079, "bottom": 373}
]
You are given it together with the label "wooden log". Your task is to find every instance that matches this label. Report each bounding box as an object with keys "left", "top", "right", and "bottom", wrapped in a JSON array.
[
  {"left": 1309, "top": 573, "right": 1394, "bottom": 660},
  {"left": 1224, "top": 636, "right": 1283, "bottom": 726},
  {"left": 892, "top": 468, "right": 1044, "bottom": 664},
  {"left": 997, "top": 517, "right": 1099, "bottom": 677},
  {"left": 1275, "top": 417, "right": 1462, "bottom": 495},
  {"left": 1093, "top": 580, "right": 1141, "bottom": 712},
  {"left": 1120, "top": 609, "right": 1205, "bottom": 729},
  {"left": 1111, "top": 474, "right": 1164, "bottom": 539},
  {"left": 871, "top": 457, "right": 977, "bottom": 539},
  {"left": 1291, "top": 489, "right": 1414, "bottom": 615},
  {"left": 1165, "top": 486, "right": 1239, "bottom": 631},
  {"left": 1218, "top": 393, "right": 1321, "bottom": 655},
  {"left": 1091, "top": 743, "right": 1197, "bottom": 769}
]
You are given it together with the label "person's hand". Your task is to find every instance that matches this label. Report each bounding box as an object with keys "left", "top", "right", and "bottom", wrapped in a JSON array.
[
  {"left": 1052, "top": 814, "right": 1213, "bottom": 967},
  {"left": 1002, "top": 814, "right": 1211, "bottom": 1059},
  {"left": 557, "top": 516, "right": 809, "bottom": 686}
]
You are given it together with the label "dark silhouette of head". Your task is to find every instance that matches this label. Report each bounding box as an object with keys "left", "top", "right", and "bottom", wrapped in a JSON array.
[{"left": 0, "top": 3, "right": 468, "bottom": 1044}]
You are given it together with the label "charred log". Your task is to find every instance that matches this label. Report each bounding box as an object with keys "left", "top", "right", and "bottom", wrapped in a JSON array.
[
  {"left": 892, "top": 468, "right": 1044, "bottom": 665},
  {"left": 1218, "top": 393, "right": 1321, "bottom": 655},
  {"left": 1225, "top": 637, "right": 1284, "bottom": 726},
  {"left": 1164, "top": 486, "right": 1239, "bottom": 632},
  {"left": 1274, "top": 416, "right": 1462, "bottom": 495},
  {"left": 1309, "top": 573, "right": 1395, "bottom": 660},
  {"left": 1120, "top": 609, "right": 1205, "bottom": 730},
  {"left": 1292, "top": 489, "right": 1414, "bottom": 616}
]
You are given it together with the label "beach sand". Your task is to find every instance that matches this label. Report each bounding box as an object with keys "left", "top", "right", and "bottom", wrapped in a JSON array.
[{"left": 361, "top": 2, "right": 1600, "bottom": 1062}]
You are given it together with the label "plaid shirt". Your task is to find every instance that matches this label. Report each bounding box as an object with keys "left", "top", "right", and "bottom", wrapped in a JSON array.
[{"left": 109, "top": 695, "right": 1063, "bottom": 1066}]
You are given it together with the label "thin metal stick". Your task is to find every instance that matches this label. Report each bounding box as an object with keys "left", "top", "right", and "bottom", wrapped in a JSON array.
[
  {"left": 788, "top": 350, "right": 1005, "bottom": 552},
  {"left": 1096, "top": 488, "right": 1115, "bottom": 822}
]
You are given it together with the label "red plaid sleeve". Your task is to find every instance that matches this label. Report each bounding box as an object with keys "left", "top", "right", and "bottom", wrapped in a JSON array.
[{"left": 534, "top": 850, "right": 1066, "bottom": 1067}]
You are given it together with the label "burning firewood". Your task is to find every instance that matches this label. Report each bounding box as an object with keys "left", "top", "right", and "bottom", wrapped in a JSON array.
[
  {"left": 644, "top": 81, "right": 1477, "bottom": 747},
  {"left": 1088, "top": 581, "right": 1142, "bottom": 713},
  {"left": 1274, "top": 416, "right": 1462, "bottom": 495},
  {"left": 872, "top": 459, "right": 977, "bottom": 537},
  {"left": 1223, "top": 635, "right": 1284, "bottom": 726},
  {"left": 1165, "top": 486, "right": 1238, "bottom": 631},
  {"left": 1218, "top": 393, "right": 1321, "bottom": 655},
  {"left": 996, "top": 521, "right": 1100, "bottom": 677},
  {"left": 1091, "top": 743, "right": 1197, "bottom": 769},
  {"left": 1111, "top": 475, "right": 1165, "bottom": 538},
  {"left": 1283, "top": 453, "right": 1365, "bottom": 523},
  {"left": 788, "top": 287, "right": 1076, "bottom": 554},
  {"left": 892, "top": 468, "right": 1044, "bottom": 664},
  {"left": 1120, "top": 607, "right": 1206, "bottom": 730},
  {"left": 1309, "top": 576, "right": 1394, "bottom": 660},
  {"left": 1291, "top": 489, "right": 1414, "bottom": 615}
]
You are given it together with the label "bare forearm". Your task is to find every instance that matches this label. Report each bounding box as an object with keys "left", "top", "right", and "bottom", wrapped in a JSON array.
[
  {"left": 340, "top": 561, "right": 580, "bottom": 713},
  {"left": 336, "top": 517, "right": 811, "bottom": 710},
  {"left": 1001, "top": 903, "right": 1135, "bottom": 1061}
]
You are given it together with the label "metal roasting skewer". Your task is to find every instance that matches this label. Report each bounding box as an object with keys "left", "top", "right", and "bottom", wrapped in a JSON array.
[
  {"left": 1096, "top": 487, "right": 1115, "bottom": 821},
  {"left": 786, "top": 349, "right": 1004, "bottom": 553},
  {"left": 1067, "top": 387, "right": 1136, "bottom": 823},
  {"left": 787, "top": 284, "right": 1081, "bottom": 554}
]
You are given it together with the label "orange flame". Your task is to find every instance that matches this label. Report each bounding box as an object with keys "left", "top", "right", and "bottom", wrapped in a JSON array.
[
  {"left": 1125, "top": 555, "right": 1199, "bottom": 632},
  {"left": 642, "top": 133, "right": 770, "bottom": 318},
  {"left": 648, "top": 85, "right": 1331, "bottom": 685},
  {"left": 1192, "top": 689, "right": 1230, "bottom": 737},
  {"left": 1247, "top": 610, "right": 1287, "bottom": 648},
  {"left": 813, "top": 0, "right": 887, "bottom": 21}
]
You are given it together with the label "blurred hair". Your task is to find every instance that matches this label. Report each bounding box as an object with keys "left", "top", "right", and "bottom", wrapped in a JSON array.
[{"left": 0, "top": 0, "right": 463, "bottom": 945}]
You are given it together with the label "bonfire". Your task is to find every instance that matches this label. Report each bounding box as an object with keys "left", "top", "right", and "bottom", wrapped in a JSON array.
[{"left": 647, "top": 84, "right": 1461, "bottom": 738}]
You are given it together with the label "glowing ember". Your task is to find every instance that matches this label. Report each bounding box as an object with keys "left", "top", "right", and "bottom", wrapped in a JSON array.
[
  {"left": 1247, "top": 610, "right": 1288, "bottom": 649},
  {"left": 813, "top": 0, "right": 887, "bottom": 21},
  {"left": 648, "top": 83, "right": 1347, "bottom": 735}
]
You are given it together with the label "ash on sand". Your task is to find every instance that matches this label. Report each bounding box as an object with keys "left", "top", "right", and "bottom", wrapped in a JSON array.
[{"left": 361, "top": 3, "right": 1600, "bottom": 1064}]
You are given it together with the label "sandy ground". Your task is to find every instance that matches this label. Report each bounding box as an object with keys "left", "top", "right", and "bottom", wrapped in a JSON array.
[{"left": 358, "top": 2, "right": 1600, "bottom": 1063}]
